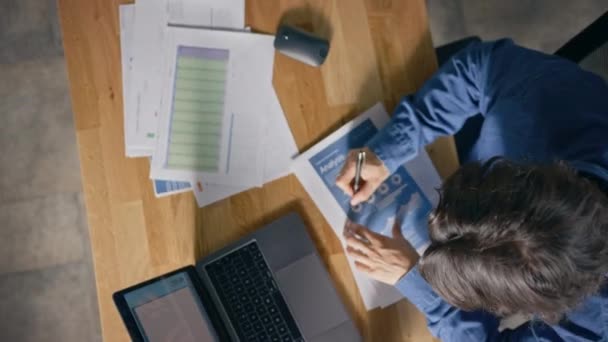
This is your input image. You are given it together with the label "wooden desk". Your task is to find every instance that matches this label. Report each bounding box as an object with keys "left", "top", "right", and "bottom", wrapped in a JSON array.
[{"left": 58, "top": 0, "right": 458, "bottom": 340}]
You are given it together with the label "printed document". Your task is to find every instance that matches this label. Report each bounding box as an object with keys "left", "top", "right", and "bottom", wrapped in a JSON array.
[
  {"left": 153, "top": 179, "right": 193, "bottom": 197},
  {"left": 292, "top": 103, "right": 442, "bottom": 309},
  {"left": 167, "top": 0, "right": 245, "bottom": 29},
  {"left": 151, "top": 26, "right": 275, "bottom": 187},
  {"left": 192, "top": 86, "right": 298, "bottom": 207},
  {"left": 119, "top": 4, "right": 150, "bottom": 157},
  {"left": 125, "top": 0, "right": 246, "bottom": 156}
]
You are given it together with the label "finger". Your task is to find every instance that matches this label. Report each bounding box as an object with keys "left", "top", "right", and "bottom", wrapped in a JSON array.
[
  {"left": 346, "top": 246, "right": 374, "bottom": 265},
  {"left": 350, "top": 181, "right": 377, "bottom": 206},
  {"left": 391, "top": 220, "right": 405, "bottom": 240},
  {"left": 335, "top": 158, "right": 357, "bottom": 196},
  {"left": 343, "top": 220, "right": 362, "bottom": 238},
  {"left": 343, "top": 220, "right": 357, "bottom": 238},
  {"left": 349, "top": 223, "right": 383, "bottom": 245},
  {"left": 354, "top": 261, "right": 374, "bottom": 274},
  {"left": 345, "top": 235, "right": 379, "bottom": 258}
]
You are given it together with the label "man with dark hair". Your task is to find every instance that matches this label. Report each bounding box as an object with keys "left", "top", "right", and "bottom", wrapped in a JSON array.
[{"left": 336, "top": 39, "right": 608, "bottom": 340}]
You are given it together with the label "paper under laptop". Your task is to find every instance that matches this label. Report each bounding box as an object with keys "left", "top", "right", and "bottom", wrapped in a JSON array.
[
  {"left": 292, "top": 103, "right": 442, "bottom": 310},
  {"left": 125, "top": 0, "right": 245, "bottom": 156},
  {"left": 150, "top": 26, "right": 275, "bottom": 188}
]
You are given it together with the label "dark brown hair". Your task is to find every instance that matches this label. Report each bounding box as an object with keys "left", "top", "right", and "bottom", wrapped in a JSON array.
[{"left": 419, "top": 159, "right": 608, "bottom": 323}]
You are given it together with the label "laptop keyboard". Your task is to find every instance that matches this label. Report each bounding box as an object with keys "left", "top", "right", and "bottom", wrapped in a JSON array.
[{"left": 205, "top": 241, "right": 304, "bottom": 342}]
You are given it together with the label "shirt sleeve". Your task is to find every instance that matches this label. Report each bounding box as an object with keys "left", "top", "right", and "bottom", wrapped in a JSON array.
[
  {"left": 396, "top": 267, "right": 607, "bottom": 341},
  {"left": 395, "top": 267, "right": 608, "bottom": 342},
  {"left": 366, "top": 39, "right": 505, "bottom": 173}
]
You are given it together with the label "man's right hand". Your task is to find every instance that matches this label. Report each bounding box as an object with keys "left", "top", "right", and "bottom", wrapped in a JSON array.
[{"left": 335, "top": 147, "right": 390, "bottom": 206}]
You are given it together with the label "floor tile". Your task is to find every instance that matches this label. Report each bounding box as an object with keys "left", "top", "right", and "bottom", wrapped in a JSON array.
[
  {"left": 0, "top": 192, "right": 86, "bottom": 274},
  {"left": 427, "top": 0, "right": 608, "bottom": 53},
  {"left": 459, "top": 0, "right": 608, "bottom": 53},
  {"left": 426, "top": 0, "right": 468, "bottom": 47},
  {"left": 0, "top": 57, "right": 82, "bottom": 203},
  {"left": 0, "top": 262, "right": 101, "bottom": 342},
  {"left": 0, "top": 0, "right": 63, "bottom": 63}
]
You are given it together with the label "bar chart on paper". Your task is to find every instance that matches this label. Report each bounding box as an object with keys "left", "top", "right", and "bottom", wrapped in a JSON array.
[{"left": 167, "top": 46, "right": 229, "bottom": 172}]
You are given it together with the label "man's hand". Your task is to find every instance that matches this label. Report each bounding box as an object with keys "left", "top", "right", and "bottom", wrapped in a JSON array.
[
  {"left": 344, "top": 221, "right": 419, "bottom": 285},
  {"left": 335, "top": 147, "right": 390, "bottom": 206}
]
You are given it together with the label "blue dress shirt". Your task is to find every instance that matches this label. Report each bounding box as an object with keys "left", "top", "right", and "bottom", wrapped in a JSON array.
[{"left": 366, "top": 39, "right": 608, "bottom": 341}]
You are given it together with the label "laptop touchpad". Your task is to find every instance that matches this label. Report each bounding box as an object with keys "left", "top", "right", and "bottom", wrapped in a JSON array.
[{"left": 275, "top": 253, "right": 349, "bottom": 339}]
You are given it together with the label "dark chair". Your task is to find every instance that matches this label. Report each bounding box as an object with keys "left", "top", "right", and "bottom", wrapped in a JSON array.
[
  {"left": 436, "top": 11, "right": 608, "bottom": 164},
  {"left": 555, "top": 10, "right": 608, "bottom": 80}
]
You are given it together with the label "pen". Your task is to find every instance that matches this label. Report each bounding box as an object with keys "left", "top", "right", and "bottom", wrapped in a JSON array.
[
  {"left": 353, "top": 150, "right": 366, "bottom": 194},
  {"left": 345, "top": 151, "right": 366, "bottom": 238}
]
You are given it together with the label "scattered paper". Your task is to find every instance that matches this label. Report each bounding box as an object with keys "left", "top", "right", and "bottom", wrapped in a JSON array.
[
  {"left": 153, "top": 179, "right": 193, "bottom": 197},
  {"left": 167, "top": 0, "right": 245, "bottom": 30},
  {"left": 120, "top": 2, "right": 296, "bottom": 206},
  {"left": 126, "top": 0, "right": 169, "bottom": 155},
  {"left": 262, "top": 85, "right": 299, "bottom": 182},
  {"left": 163, "top": 46, "right": 232, "bottom": 174},
  {"left": 151, "top": 27, "right": 275, "bottom": 188},
  {"left": 292, "top": 103, "right": 442, "bottom": 310},
  {"left": 193, "top": 181, "right": 248, "bottom": 207},
  {"left": 119, "top": 4, "right": 139, "bottom": 156},
  {"left": 125, "top": 0, "right": 247, "bottom": 156},
  {"left": 192, "top": 86, "right": 298, "bottom": 208}
]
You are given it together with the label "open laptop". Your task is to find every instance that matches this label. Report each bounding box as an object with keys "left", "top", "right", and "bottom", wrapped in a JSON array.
[{"left": 113, "top": 212, "right": 361, "bottom": 342}]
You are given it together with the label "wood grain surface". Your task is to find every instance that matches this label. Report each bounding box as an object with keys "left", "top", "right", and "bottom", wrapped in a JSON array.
[{"left": 57, "top": 0, "right": 458, "bottom": 340}]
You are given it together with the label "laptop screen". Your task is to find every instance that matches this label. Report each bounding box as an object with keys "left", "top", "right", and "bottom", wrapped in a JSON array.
[{"left": 123, "top": 271, "right": 218, "bottom": 342}]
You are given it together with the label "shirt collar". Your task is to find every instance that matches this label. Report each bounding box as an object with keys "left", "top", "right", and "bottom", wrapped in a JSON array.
[{"left": 570, "top": 160, "right": 608, "bottom": 195}]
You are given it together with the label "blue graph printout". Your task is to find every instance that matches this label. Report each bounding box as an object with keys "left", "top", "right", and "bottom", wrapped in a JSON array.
[
  {"left": 154, "top": 179, "right": 191, "bottom": 196},
  {"left": 308, "top": 118, "right": 432, "bottom": 250}
]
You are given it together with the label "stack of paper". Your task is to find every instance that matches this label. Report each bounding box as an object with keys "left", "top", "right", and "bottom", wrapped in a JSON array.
[
  {"left": 119, "top": 0, "right": 298, "bottom": 206},
  {"left": 292, "top": 103, "right": 443, "bottom": 310}
]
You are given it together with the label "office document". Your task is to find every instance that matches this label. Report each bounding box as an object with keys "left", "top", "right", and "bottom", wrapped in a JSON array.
[
  {"left": 119, "top": 1, "right": 297, "bottom": 206},
  {"left": 125, "top": 0, "right": 246, "bottom": 156},
  {"left": 165, "top": 46, "right": 230, "bottom": 173},
  {"left": 153, "top": 179, "right": 193, "bottom": 197},
  {"left": 119, "top": 4, "right": 149, "bottom": 157},
  {"left": 151, "top": 26, "right": 275, "bottom": 187},
  {"left": 125, "top": 0, "right": 168, "bottom": 156},
  {"left": 262, "top": 87, "right": 299, "bottom": 182},
  {"left": 292, "top": 103, "right": 442, "bottom": 309},
  {"left": 167, "top": 0, "right": 245, "bottom": 29},
  {"left": 192, "top": 86, "right": 298, "bottom": 207}
]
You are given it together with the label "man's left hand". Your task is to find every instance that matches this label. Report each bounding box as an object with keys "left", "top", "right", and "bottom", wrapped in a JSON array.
[{"left": 344, "top": 221, "right": 419, "bottom": 285}]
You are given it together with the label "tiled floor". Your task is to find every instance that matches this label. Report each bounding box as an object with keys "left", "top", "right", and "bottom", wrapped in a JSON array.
[
  {"left": 0, "top": 0, "right": 101, "bottom": 341},
  {"left": 427, "top": 0, "right": 608, "bottom": 53},
  {"left": 0, "top": 0, "right": 606, "bottom": 341}
]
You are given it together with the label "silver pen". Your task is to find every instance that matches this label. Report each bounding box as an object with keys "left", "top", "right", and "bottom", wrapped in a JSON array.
[
  {"left": 353, "top": 150, "right": 366, "bottom": 194},
  {"left": 345, "top": 150, "right": 367, "bottom": 238}
]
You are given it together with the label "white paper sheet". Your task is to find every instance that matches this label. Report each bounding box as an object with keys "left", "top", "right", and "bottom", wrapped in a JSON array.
[
  {"left": 126, "top": 0, "right": 169, "bottom": 156},
  {"left": 192, "top": 181, "right": 249, "bottom": 207},
  {"left": 125, "top": 0, "right": 246, "bottom": 156},
  {"left": 192, "top": 87, "right": 298, "bottom": 208},
  {"left": 292, "top": 103, "right": 442, "bottom": 310},
  {"left": 262, "top": 86, "right": 299, "bottom": 182},
  {"left": 168, "top": 0, "right": 245, "bottom": 29},
  {"left": 119, "top": 4, "right": 140, "bottom": 157},
  {"left": 153, "top": 179, "right": 193, "bottom": 197},
  {"left": 151, "top": 27, "right": 275, "bottom": 188}
]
